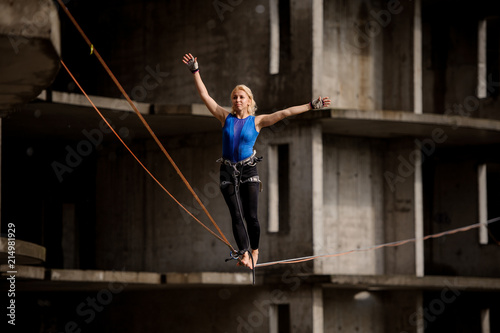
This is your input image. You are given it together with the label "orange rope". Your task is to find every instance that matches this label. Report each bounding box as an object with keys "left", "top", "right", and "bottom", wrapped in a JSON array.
[
  {"left": 56, "top": 0, "right": 232, "bottom": 248},
  {"left": 60, "top": 60, "right": 234, "bottom": 251}
]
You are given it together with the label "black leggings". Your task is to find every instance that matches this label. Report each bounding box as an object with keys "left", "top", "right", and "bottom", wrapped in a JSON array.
[{"left": 220, "top": 164, "right": 260, "bottom": 252}]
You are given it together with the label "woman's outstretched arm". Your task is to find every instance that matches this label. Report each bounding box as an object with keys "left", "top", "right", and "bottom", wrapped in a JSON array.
[
  {"left": 255, "top": 96, "right": 331, "bottom": 131},
  {"left": 182, "top": 53, "right": 228, "bottom": 125}
]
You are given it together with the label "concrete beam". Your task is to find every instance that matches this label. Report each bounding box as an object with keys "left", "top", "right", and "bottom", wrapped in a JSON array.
[
  {"left": 0, "top": 264, "right": 45, "bottom": 279},
  {"left": 165, "top": 272, "right": 252, "bottom": 285},
  {"left": 38, "top": 90, "right": 151, "bottom": 115},
  {"left": 5, "top": 268, "right": 252, "bottom": 290},
  {"left": 0, "top": 237, "right": 46, "bottom": 265},
  {"left": 0, "top": 0, "right": 60, "bottom": 110},
  {"left": 49, "top": 269, "right": 162, "bottom": 285},
  {"left": 302, "top": 108, "right": 500, "bottom": 145},
  {"left": 154, "top": 103, "right": 215, "bottom": 116},
  {"left": 326, "top": 274, "right": 500, "bottom": 292},
  {"left": 261, "top": 274, "right": 500, "bottom": 292}
]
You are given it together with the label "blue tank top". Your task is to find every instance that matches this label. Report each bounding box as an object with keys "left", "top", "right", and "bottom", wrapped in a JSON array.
[{"left": 222, "top": 114, "right": 259, "bottom": 163}]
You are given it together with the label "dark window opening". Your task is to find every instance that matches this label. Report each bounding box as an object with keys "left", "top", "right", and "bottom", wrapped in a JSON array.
[
  {"left": 277, "top": 304, "right": 291, "bottom": 333},
  {"left": 278, "top": 144, "right": 290, "bottom": 233},
  {"left": 279, "top": 0, "right": 291, "bottom": 73},
  {"left": 486, "top": 18, "right": 500, "bottom": 97}
]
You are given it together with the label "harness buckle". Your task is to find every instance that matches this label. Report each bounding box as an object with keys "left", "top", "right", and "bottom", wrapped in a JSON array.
[{"left": 225, "top": 250, "right": 243, "bottom": 262}]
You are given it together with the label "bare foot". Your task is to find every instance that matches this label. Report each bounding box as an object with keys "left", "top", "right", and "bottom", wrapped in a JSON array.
[
  {"left": 250, "top": 249, "right": 259, "bottom": 269},
  {"left": 237, "top": 252, "right": 251, "bottom": 268}
]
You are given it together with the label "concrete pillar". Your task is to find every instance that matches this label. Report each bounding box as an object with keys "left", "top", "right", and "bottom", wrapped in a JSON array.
[
  {"left": 269, "top": 0, "right": 279, "bottom": 75},
  {"left": 312, "top": 0, "right": 323, "bottom": 98},
  {"left": 477, "top": 20, "right": 487, "bottom": 99},
  {"left": 413, "top": 0, "right": 423, "bottom": 114},
  {"left": 289, "top": 286, "right": 324, "bottom": 333},
  {"left": 416, "top": 291, "right": 425, "bottom": 333},
  {"left": 414, "top": 150, "right": 424, "bottom": 277},
  {"left": 312, "top": 286, "right": 324, "bottom": 333},
  {"left": 478, "top": 164, "right": 488, "bottom": 244},
  {"left": 312, "top": 123, "right": 324, "bottom": 274},
  {"left": 481, "top": 308, "right": 491, "bottom": 333}
]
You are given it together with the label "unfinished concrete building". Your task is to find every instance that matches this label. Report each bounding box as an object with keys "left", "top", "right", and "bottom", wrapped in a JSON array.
[{"left": 1, "top": 0, "right": 500, "bottom": 332}]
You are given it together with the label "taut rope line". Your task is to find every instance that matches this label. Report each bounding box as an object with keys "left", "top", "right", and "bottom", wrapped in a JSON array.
[
  {"left": 56, "top": 0, "right": 232, "bottom": 248},
  {"left": 256, "top": 217, "right": 500, "bottom": 267}
]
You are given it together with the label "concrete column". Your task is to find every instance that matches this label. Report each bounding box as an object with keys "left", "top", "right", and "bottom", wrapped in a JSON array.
[
  {"left": 312, "top": 286, "right": 324, "bottom": 333},
  {"left": 267, "top": 144, "right": 279, "bottom": 232},
  {"left": 416, "top": 291, "right": 425, "bottom": 333},
  {"left": 312, "top": 0, "right": 323, "bottom": 98},
  {"left": 481, "top": 308, "right": 491, "bottom": 333},
  {"left": 477, "top": 20, "right": 487, "bottom": 99},
  {"left": 414, "top": 150, "right": 424, "bottom": 277},
  {"left": 413, "top": 0, "right": 423, "bottom": 114},
  {"left": 312, "top": 123, "right": 324, "bottom": 274},
  {"left": 478, "top": 164, "right": 488, "bottom": 244},
  {"left": 269, "top": 0, "right": 279, "bottom": 75}
]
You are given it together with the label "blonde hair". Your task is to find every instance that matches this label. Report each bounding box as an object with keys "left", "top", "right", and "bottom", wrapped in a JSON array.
[{"left": 231, "top": 84, "right": 257, "bottom": 115}]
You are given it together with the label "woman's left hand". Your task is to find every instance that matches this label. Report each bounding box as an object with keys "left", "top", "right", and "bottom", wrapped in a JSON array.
[{"left": 311, "top": 96, "right": 332, "bottom": 109}]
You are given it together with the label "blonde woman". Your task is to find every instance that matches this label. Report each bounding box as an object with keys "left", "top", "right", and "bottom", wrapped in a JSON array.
[{"left": 183, "top": 53, "right": 331, "bottom": 269}]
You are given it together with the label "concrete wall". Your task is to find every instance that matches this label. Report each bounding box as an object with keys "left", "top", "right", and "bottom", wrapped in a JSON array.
[
  {"left": 383, "top": 139, "right": 417, "bottom": 275},
  {"left": 322, "top": 0, "right": 384, "bottom": 111},
  {"left": 320, "top": 135, "right": 385, "bottom": 275},
  {"left": 323, "top": 289, "right": 386, "bottom": 333},
  {"left": 319, "top": 136, "right": 422, "bottom": 276},
  {"left": 322, "top": 0, "right": 415, "bottom": 112},
  {"left": 52, "top": 0, "right": 500, "bottom": 120},
  {"left": 95, "top": 131, "right": 233, "bottom": 272},
  {"left": 53, "top": 0, "right": 313, "bottom": 112},
  {"left": 258, "top": 121, "right": 318, "bottom": 269}
]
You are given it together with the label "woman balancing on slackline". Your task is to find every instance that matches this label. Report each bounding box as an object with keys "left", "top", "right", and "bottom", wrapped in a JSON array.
[{"left": 182, "top": 53, "right": 331, "bottom": 269}]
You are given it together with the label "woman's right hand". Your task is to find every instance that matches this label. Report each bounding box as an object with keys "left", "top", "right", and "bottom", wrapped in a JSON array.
[{"left": 182, "top": 53, "right": 199, "bottom": 73}]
